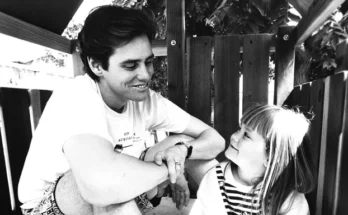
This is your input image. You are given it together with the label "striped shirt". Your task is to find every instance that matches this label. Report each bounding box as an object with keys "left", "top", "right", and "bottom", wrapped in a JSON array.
[{"left": 215, "top": 164, "right": 261, "bottom": 215}]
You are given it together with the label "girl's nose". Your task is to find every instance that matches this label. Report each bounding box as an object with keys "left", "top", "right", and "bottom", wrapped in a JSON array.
[{"left": 230, "top": 132, "right": 239, "bottom": 143}]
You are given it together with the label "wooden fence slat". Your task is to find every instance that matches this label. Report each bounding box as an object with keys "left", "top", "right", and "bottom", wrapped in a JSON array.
[
  {"left": 242, "top": 34, "right": 272, "bottom": 111},
  {"left": 187, "top": 37, "right": 212, "bottom": 125},
  {"left": 307, "top": 78, "right": 325, "bottom": 215},
  {"left": 274, "top": 26, "right": 296, "bottom": 105},
  {"left": 214, "top": 36, "right": 240, "bottom": 142},
  {"left": 309, "top": 79, "right": 325, "bottom": 171},
  {"left": 336, "top": 71, "right": 348, "bottom": 215},
  {"left": 166, "top": 0, "right": 185, "bottom": 109},
  {"left": 316, "top": 72, "right": 347, "bottom": 215}
]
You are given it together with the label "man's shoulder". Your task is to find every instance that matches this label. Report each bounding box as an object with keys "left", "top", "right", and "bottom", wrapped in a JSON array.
[{"left": 53, "top": 74, "right": 97, "bottom": 96}]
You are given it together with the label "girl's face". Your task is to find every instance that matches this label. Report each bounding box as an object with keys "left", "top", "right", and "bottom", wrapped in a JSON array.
[{"left": 225, "top": 124, "right": 268, "bottom": 172}]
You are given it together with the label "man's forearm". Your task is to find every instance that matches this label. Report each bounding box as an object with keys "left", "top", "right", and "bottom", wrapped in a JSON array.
[{"left": 185, "top": 128, "right": 225, "bottom": 160}]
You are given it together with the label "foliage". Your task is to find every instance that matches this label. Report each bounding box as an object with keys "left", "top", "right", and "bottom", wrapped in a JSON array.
[
  {"left": 62, "top": 23, "right": 83, "bottom": 40},
  {"left": 150, "top": 57, "right": 168, "bottom": 97},
  {"left": 186, "top": 0, "right": 301, "bottom": 36},
  {"left": 305, "top": 10, "right": 348, "bottom": 80}
]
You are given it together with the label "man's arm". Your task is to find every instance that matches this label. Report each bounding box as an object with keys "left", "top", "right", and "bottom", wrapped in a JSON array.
[{"left": 63, "top": 134, "right": 169, "bottom": 207}]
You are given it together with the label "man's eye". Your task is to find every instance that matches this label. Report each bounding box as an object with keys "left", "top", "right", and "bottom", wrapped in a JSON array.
[
  {"left": 145, "top": 59, "right": 154, "bottom": 65},
  {"left": 123, "top": 63, "right": 137, "bottom": 70}
]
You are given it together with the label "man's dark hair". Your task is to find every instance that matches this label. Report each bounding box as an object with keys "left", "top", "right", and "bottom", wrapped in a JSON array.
[{"left": 78, "top": 5, "right": 156, "bottom": 81}]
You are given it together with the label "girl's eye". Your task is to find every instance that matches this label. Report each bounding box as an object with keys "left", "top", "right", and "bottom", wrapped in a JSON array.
[{"left": 243, "top": 132, "right": 250, "bottom": 139}]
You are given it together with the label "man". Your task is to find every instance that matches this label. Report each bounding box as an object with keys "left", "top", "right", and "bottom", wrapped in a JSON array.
[{"left": 18, "top": 5, "right": 225, "bottom": 215}]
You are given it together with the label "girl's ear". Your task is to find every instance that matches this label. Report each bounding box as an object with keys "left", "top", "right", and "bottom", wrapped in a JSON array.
[
  {"left": 87, "top": 57, "right": 104, "bottom": 77},
  {"left": 263, "top": 159, "right": 269, "bottom": 168}
]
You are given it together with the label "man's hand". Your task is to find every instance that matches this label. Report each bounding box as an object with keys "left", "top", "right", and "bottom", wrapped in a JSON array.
[
  {"left": 170, "top": 173, "right": 190, "bottom": 210},
  {"left": 154, "top": 145, "right": 188, "bottom": 183}
]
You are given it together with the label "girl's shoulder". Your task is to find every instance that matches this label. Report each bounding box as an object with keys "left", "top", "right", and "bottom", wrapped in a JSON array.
[{"left": 279, "top": 191, "right": 309, "bottom": 215}]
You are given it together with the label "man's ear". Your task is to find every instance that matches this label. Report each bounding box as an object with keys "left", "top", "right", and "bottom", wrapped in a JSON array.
[{"left": 87, "top": 57, "right": 104, "bottom": 77}]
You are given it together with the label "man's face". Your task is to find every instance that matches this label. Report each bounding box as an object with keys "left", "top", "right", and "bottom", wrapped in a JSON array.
[{"left": 98, "top": 35, "right": 154, "bottom": 110}]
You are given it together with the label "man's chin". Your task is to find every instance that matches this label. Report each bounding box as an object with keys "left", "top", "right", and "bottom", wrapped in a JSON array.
[{"left": 130, "top": 92, "right": 150, "bottom": 102}]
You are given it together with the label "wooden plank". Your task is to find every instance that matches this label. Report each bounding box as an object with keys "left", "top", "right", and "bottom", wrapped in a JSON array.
[
  {"left": 309, "top": 79, "right": 325, "bottom": 172},
  {"left": 0, "top": 62, "right": 72, "bottom": 91},
  {"left": 28, "top": 90, "right": 41, "bottom": 134},
  {"left": 0, "top": 11, "right": 72, "bottom": 54},
  {"left": 0, "top": 89, "right": 16, "bottom": 211},
  {"left": 335, "top": 40, "right": 348, "bottom": 73},
  {"left": 166, "top": 0, "right": 185, "bottom": 109},
  {"left": 316, "top": 72, "right": 347, "bottom": 215},
  {"left": 187, "top": 37, "right": 212, "bottom": 125},
  {"left": 274, "top": 26, "right": 296, "bottom": 105},
  {"left": 336, "top": 71, "right": 348, "bottom": 215},
  {"left": 242, "top": 34, "right": 272, "bottom": 111},
  {"left": 214, "top": 35, "right": 240, "bottom": 142},
  {"left": 292, "top": 0, "right": 345, "bottom": 46}
]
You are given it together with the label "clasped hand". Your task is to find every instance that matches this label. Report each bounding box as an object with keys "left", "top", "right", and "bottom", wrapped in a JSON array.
[
  {"left": 153, "top": 145, "right": 190, "bottom": 209},
  {"left": 154, "top": 145, "right": 187, "bottom": 183}
]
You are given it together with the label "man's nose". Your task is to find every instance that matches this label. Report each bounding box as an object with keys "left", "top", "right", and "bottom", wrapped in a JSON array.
[{"left": 137, "top": 64, "right": 152, "bottom": 80}]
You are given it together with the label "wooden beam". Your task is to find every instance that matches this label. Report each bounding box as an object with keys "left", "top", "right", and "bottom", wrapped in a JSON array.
[
  {"left": 292, "top": 0, "right": 345, "bottom": 46},
  {"left": 0, "top": 11, "right": 72, "bottom": 54},
  {"left": 274, "top": 26, "right": 296, "bottom": 105}
]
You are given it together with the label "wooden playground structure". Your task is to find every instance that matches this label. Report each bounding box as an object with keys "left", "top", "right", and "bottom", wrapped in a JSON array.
[{"left": 0, "top": 0, "right": 348, "bottom": 214}]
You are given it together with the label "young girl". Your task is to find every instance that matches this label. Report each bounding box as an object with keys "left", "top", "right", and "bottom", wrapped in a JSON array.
[{"left": 190, "top": 104, "right": 316, "bottom": 215}]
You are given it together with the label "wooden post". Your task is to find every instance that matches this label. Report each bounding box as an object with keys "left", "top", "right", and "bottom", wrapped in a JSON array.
[
  {"left": 274, "top": 26, "right": 296, "bottom": 105},
  {"left": 71, "top": 40, "right": 85, "bottom": 77},
  {"left": 166, "top": 0, "right": 185, "bottom": 109}
]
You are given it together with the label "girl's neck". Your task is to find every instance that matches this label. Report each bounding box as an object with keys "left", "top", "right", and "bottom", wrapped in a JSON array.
[{"left": 232, "top": 165, "right": 264, "bottom": 187}]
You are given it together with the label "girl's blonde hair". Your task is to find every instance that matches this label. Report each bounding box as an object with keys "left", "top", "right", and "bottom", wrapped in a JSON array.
[{"left": 241, "top": 103, "right": 316, "bottom": 215}]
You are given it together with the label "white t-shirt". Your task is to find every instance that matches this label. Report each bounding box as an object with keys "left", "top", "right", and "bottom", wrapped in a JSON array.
[
  {"left": 190, "top": 161, "right": 309, "bottom": 215},
  {"left": 18, "top": 74, "right": 190, "bottom": 209}
]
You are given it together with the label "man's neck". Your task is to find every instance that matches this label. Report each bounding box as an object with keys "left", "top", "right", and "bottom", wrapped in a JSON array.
[{"left": 97, "top": 82, "right": 126, "bottom": 113}]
